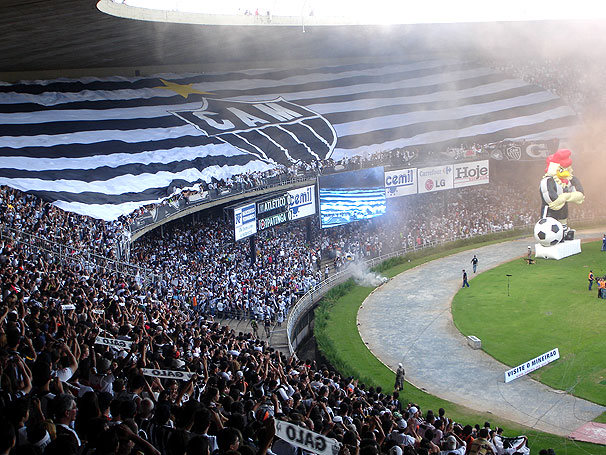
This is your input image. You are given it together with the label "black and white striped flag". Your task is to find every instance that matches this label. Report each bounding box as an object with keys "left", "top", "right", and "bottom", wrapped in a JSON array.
[{"left": 0, "top": 59, "right": 577, "bottom": 220}]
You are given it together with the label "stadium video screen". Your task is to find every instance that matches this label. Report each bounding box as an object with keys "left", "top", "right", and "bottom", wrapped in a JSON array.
[{"left": 319, "top": 167, "right": 386, "bottom": 229}]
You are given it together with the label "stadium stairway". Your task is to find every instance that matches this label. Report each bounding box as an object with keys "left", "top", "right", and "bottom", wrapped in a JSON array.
[
  {"left": 215, "top": 316, "right": 290, "bottom": 355},
  {"left": 215, "top": 261, "right": 341, "bottom": 356}
]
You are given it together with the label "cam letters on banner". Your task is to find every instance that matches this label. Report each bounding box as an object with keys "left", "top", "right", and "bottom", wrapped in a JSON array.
[
  {"left": 141, "top": 368, "right": 195, "bottom": 381},
  {"left": 274, "top": 419, "right": 340, "bottom": 455}
]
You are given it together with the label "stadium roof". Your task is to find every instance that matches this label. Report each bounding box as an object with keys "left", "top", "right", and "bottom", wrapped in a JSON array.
[{"left": 3, "top": 1, "right": 606, "bottom": 79}]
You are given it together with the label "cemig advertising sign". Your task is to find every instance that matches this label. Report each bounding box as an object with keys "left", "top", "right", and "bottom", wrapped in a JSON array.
[
  {"left": 454, "top": 160, "right": 489, "bottom": 188},
  {"left": 288, "top": 185, "right": 316, "bottom": 220},
  {"left": 417, "top": 164, "right": 453, "bottom": 194},
  {"left": 384, "top": 168, "right": 417, "bottom": 198},
  {"left": 234, "top": 202, "right": 257, "bottom": 241}
]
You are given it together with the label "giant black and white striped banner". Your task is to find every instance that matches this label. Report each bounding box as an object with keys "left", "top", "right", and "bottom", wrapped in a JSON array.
[{"left": 0, "top": 59, "right": 577, "bottom": 220}]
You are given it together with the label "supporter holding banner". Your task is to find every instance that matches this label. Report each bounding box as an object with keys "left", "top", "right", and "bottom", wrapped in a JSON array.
[
  {"left": 141, "top": 368, "right": 195, "bottom": 381},
  {"left": 187, "top": 191, "right": 209, "bottom": 202},
  {"left": 95, "top": 336, "right": 133, "bottom": 349},
  {"left": 274, "top": 419, "right": 340, "bottom": 455}
]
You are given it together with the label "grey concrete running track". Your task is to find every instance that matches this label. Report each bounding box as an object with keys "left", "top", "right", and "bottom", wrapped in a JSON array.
[{"left": 357, "top": 231, "right": 606, "bottom": 437}]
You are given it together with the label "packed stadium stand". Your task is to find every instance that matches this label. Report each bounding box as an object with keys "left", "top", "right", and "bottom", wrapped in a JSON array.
[{"left": 1, "top": 2, "right": 605, "bottom": 455}]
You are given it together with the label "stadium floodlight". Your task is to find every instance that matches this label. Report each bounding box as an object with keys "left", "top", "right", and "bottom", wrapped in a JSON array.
[{"left": 98, "top": 0, "right": 606, "bottom": 26}]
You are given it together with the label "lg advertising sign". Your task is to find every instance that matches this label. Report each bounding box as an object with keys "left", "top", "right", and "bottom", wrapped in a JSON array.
[
  {"left": 453, "top": 160, "right": 489, "bottom": 188},
  {"left": 417, "top": 165, "right": 453, "bottom": 194}
]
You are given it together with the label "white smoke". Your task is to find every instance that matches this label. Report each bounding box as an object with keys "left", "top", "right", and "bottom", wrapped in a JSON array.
[{"left": 348, "top": 259, "right": 389, "bottom": 287}]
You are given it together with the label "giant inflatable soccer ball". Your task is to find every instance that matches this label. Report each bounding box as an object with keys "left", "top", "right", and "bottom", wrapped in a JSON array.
[{"left": 534, "top": 217, "right": 564, "bottom": 246}]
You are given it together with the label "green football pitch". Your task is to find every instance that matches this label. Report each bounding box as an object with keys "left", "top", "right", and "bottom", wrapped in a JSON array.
[{"left": 452, "top": 240, "right": 606, "bottom": 405}]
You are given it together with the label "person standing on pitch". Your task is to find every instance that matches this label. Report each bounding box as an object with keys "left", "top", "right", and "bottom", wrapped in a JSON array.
[
  {"left": 250, "top": 319, "right": 259, "bottom": 337},
  {"left": 602, "top": 234, "right": 606, "bottom": 252},
  {"left": 462, "top": 269, "right": 470, "bottom": 288},
  {"left": 264, "top": 317, "right": 271, "bottom": 338},
  {"left": 395, "top": 363, "right": 405, "bottom": 391},
  {"left": 588, "top": 270, "right": 594, "bottom": 290},
  {"left": 471, "top": 255, "right": 478, "bottom": 273}
]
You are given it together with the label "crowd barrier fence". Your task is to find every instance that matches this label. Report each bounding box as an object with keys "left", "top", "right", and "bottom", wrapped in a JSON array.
[{"left": 0, "top": 223, "right": 159, "bottom": 286}]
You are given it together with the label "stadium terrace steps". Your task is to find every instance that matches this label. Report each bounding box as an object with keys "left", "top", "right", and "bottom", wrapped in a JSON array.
[{"left": 215, "top": 317, "right": 290, "bottom": 354}]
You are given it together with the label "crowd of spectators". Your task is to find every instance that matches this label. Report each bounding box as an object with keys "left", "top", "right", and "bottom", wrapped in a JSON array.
[
  {"left": 0, "top": 50, "right": 601, "bottom": 455},
  {"left": 321, "top": 182, "right": 537, "bottom": 271},
  {"left": 125, "top": 178, "right": 554, "bottom": 320},
  {"left": 486, "top": 56, "right": 606, "bottom": 115},
  {"left": 0, "top": 147, "right": 593, "bottom": 455},
  {"left": 0, "top": 230, "right": 536, "bottom": 455},
  {"left": 130, "top": 219, "right": 320, "bottom": 323},
  {"left": 119, "top": 145, "right": 481, "bottom": 231},
  {"left": 0, "top": 186, "right": 125, "bottom": 259},
  {"left": 117, "top": 167, "right": 308, "bottom": 231}
]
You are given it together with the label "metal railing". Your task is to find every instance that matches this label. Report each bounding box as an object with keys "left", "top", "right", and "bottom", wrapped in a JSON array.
[
  {"left": 0, "top": 224, "right": 159, "bottom": 286},
  {"left": 128, "top": 173, "right": 317, "bottom": 236}
]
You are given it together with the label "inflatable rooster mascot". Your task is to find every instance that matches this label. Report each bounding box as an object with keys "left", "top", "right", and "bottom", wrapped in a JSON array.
[{"left": 539, "top": 149, "right": 584, "bottom": 240}]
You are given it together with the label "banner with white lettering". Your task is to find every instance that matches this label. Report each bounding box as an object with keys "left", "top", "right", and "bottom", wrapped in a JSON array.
[
  {"left": 288, "top": 185, "right": 316, "bottom": 220},
  {"left": 61, "top": 304, "right": 75, "bottom": 311},
  {"left": 274, "top": 419, "right": 340, "bottom": 455},
  {"left": 257, "top": 194, "right": 290, "bottom": 231},
  {"left": 234, "top": 202, "right": 257, "bottom": 241},
  {"left": 95, "top": 336, "right": 133, "bottom": 349},
  {"left": 141, "top": 368, "right": 195, "bottom": 381},
  {"left": 453, "top": 160, "right": 489, "bottom": 188},
  {"left": 417, "top": 164, "right": 453, "bottom": 194},
  {"left": 505, "top": 348, "right": 560, "bottom": 383},
  {"left": 384, "top": 168, "right": 417, "bottom": 198}
]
